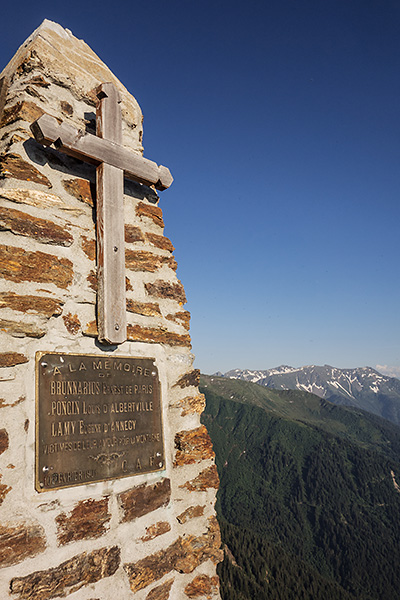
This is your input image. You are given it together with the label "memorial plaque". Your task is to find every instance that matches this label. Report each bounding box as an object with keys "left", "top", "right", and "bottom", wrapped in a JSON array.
[{"left": 36, "top": 352, "right": 164, "bottom": 491}]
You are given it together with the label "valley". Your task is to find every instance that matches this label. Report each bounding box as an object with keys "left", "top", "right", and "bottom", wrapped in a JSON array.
[{"left": 200, "top": 374, "right": 400, "bottom": 599}]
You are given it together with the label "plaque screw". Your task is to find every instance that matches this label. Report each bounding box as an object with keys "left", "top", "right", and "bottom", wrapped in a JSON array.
[
  {"left": 40, "top": 483, "right": 44, "bottom": 488},
  {"left": 42, "top": 466, "right": 49, "bottom": 473},
  {"left": 158, "top": 462, "right": 163, "bottom": 468},
  {"left": 114, "top": 246, "right": 118, "bottom": 252},
  {"left": 115, "top": 324, "right": 120, "bottom": 331}
]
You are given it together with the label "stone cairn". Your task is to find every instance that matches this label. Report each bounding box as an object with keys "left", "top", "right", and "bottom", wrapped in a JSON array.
[{"left": 0, "top": 20, "right": 222, "bottom": 600}]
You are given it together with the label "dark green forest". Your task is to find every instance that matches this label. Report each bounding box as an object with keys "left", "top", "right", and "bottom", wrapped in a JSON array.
[{"left": 200, "top": 375, "right": 400, "bottom": 600}]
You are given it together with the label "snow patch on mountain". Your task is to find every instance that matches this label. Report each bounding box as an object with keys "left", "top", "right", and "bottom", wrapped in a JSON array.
[{"left": 220, "top": 365, "right": 400, "bottom": 426}]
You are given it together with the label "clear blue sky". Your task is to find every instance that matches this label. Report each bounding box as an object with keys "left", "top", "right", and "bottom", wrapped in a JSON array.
[{"left": 2, "top": 1, "right": 400, "bottom": 376}]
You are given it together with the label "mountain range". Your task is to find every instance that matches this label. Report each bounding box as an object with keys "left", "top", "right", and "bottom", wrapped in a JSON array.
[
  {"left": 200, "top": 374, "right": 400, "bottom": 600},
  {"left": 219, "top": 365, "right": 400, "bottom": 425}
]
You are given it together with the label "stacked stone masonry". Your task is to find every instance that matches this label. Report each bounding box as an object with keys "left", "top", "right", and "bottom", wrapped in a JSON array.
[{"left": 0, "top": 20, "right": 221, "bottom": 599}]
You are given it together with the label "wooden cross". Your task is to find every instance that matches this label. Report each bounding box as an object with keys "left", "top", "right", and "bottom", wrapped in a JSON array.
[{"left": 31, "top": 82, "right": 173, "bottom": 345}]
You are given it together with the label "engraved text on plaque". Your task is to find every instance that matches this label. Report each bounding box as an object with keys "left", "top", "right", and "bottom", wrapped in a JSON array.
[{"left": 36, "top": 353, "right": 164, "bottom": 491}]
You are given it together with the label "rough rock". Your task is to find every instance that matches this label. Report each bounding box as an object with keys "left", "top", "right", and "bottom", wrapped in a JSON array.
[
  {"left": 146, "top": 578, "right": 174, "bottom": 600},
  {"left": 0, "top": 205, "right": 73, "bottom": 246},
  {"left": 0, "top": 292, "right": 63, "bottom": 316},
  {"left": 124, "top": 518, "right": 222, "bottom": 593},
  {"left": 62, "top": 312, "right": 81, "bottom": 335},
  {"left": 0, "top": 188, "right": 72, "bottom": 210},
  {"left": 0, "top": 18, "right": 220, "bottom": 598},
  {"left": 10, "top": 546, "right": 120, "bottom": 600},
  {"left": 0, "top": 100, "right": 44, "bottom": 127},
  {"left": 170, "top": 393, "right": 206, "bottom": 416},
  {"left": 180, "top": 465, "right": 220, "bottom": 492},
  {"left": 0, "top": 523, "right": 46, "bottom": 568},
  {"left": 166, "top": 310, "right": 191, "bottom": 330},
  {"left": 23, "top": 75, "right": 50, "bottom": 88},
  {"left": 125, "top": 249, "right": 177, "bottom": 273},
  {"left": 2, "top": 132, "right": 29, "bottom": 148},
  {"left": 81, "top": 235, "right": 96, "bottom": 260},
  {"left": 125, "top": 224, "right": 145, "bottom": 243},
  {"left": 87, "top": 270, "right": 97, "bottom": 291},
  {"left": 0, "top": 475, "right": 11, "bottom": 505},
  {"left": 119, "top": 478, "right": 171, "bottom": 523},
  {"left": 127, "top": 324, "right": 191, "bottom": 347},
  {"left": 146, "top": 232, "right": 174, "bottom": 252},
  {"left": 0, "top": 19, "right": 143, "bottom": 149},
  {"left": 176, "top": 505, "right": 205, "bottom": 524},
  {"left": 174, "top": 517, "right": 223, "bottom": 573},
  {"left": 0, "top": 154, "right": 51, "bottom": 187},
  {"left": 60, "top": 101, "right": 73, "bottom": 116},
  {"left": 136, "top": 202, "right": 164, "bottom": 227},
  {"left": 62, "top": 177, "right": 94, "bottom": 206},
  {"left": 184, "top": 574, "right": 220, "bottom": 598},
  {"left": 0, "top": 351, "right": 28, "bottom": 367},
  {"left": 0, "top": 428, "right": 9, "bottom": 454},
  {"left": 173, "top": 369, "right": 201, "bottom": 389},
  {"left": 126, "top": 299, "right": 161, "bottom": 317},
  {"left": 0, "top": 75, "right": 8, "bottom": 117},
  {"left": 174, "top": 425, "right": 215, "bottom": 466},
  {"left": 145, "top": 280, "right": 187, "bottom": 304},
  {"left": 84, "top": 321, "right": 191, "bottom": 347},
  {"left": 56, "top": 498, "right": 110, "bottom": 545},
  {"left": 0, "top": 244, "right": 73, "bottom": 288},
  {"left": 0, "top": 318, "right": 45, "bottom": 338},
  {"left": 124, "top": 539, "right": 181, "bottom": 592},
  {"left": 141, "top": 521, "right": 171, "bottom": 542}
]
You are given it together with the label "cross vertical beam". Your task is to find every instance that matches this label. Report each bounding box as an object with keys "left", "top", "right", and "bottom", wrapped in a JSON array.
[
  {"left": 96, "top": 83, "right": 126, "bottom": 344},
  {"left": 30, "top": 83, "right": 173, "bottom": 346}
]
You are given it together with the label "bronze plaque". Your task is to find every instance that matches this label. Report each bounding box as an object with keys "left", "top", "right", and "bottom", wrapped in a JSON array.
[{"left": 36, "top": 353, "right": 164, "bottom": 491}]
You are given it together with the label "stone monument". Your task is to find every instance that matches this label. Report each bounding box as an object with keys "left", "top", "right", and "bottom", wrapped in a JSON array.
[{"left": 0, "top": 20, "right": 221, "bottom": 599}]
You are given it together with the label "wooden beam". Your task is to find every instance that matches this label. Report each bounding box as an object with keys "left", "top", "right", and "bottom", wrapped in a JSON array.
[
  {"left": 29, "top": 84, "right": 173, "bottom": 346},
  {"left": 96, "top": 83, "right": 126, "bottom": 344},
  {"left": 96, "top": 83, "right": 122, "bottom": 144},
  {"left": 96, "top": 163, "right": 126, "bottom": 343},
  {"left": 31, "top": 114, "right": 173, "bottom": 190}
]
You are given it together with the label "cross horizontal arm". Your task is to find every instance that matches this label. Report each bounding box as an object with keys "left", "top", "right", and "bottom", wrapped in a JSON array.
[{"left": 31, "top": 114, "right": 173, "bottom": 191}]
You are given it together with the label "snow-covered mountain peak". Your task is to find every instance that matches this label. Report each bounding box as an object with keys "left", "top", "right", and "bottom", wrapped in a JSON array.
[{"left": 220, "top": 364, "right": 400, "bottom": 425}]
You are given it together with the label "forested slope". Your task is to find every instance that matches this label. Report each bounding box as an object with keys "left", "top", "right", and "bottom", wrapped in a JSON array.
[{"left": 200, "top": 375, "right": 400, "bottom": 600}]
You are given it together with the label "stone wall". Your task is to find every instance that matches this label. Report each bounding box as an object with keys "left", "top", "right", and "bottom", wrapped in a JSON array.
[{"left": 0, "top": 20, "right": 221, "bottom": 600}]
